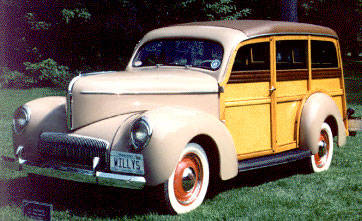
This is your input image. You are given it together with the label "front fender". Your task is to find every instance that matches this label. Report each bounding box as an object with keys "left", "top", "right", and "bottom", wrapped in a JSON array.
[
  {"left": 300, "top": 93, "right": 347, "bottom": 154},
  {"left": 13, "top": 96, "right": 68, "bottom": 160},
  {"left": 139, "top": 107, "right": 238, "bottom": 186}
]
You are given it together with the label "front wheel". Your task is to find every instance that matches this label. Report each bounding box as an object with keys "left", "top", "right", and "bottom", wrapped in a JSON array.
[
  {"left": 163, "top": 143, "right": 210, "bottom": 214},
  {"left": 308, "top": 122, "right": 334, "bottom": 172}
]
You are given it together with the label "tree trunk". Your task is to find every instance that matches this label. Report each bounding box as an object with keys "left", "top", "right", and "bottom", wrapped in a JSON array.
[{"left": 281, "top": 0, "right": 298, "bottom": 22}]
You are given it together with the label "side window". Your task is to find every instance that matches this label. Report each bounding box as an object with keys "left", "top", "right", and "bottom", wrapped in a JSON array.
[
  {"left": 232, "top": 42, "right": 270, "bottom": 72},
  {"left": 311, "top": 41, "right": 338, "bottom": 68},
  {"left": 276, "top": 40, "right": 307, "bottom": 70}
]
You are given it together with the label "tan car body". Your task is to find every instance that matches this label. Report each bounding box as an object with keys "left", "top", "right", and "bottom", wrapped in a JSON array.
[{"left": 10, "top": 20, "right": 347, "bottom": 190}]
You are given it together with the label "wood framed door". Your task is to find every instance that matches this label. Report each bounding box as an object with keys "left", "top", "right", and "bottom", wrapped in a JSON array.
[
  {"left": 221, "top": 38, "right": 276, "bottom": 159},
  {"left": 274, "top": 37, "right": 309, "bottom": 152}
]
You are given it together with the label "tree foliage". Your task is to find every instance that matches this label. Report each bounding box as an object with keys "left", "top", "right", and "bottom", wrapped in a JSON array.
[{"left": 0, "top": 0, "right": 360, "bottom": 89}]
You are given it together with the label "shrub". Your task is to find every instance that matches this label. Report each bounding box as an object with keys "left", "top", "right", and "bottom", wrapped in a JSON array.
[
  {"left": 24, "top": 58, "right": 73, "bottom": 89},
  {"left": 0, "top": 67, "right": 33, "bottom": 89}
]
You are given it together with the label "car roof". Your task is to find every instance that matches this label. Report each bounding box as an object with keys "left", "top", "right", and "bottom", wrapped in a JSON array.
[{"left": 176, "top": 20, "right": 338, "bottom": 39}]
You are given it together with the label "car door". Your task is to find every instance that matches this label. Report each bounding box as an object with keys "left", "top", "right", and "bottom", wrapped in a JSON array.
[
  {"left": 274, "top": 38, "right": 309, "bottom": 152},
  {"left": 221, "top": 38, "right": 275, "bottom": 158}
]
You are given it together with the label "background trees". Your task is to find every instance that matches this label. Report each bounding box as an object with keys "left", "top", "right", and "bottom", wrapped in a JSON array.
[{"left": 0, "top": 0, "right": 360, "bottom": 88}]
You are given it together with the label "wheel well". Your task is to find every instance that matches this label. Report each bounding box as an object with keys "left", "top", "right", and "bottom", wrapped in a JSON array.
[
  {"left": 325, "top": 116, "right": 338, "bottom": 137},
  {"left": 190, "top": 135, "right": 220, "bottom": 181}
]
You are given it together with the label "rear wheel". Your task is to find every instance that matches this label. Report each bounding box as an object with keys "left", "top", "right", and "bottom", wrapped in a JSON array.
[
  {"left": 308, "top": 123, "right": 334, "bottom": 172},
  {"left": 163, "top": 143, "right": 209, "bottom": 214}
]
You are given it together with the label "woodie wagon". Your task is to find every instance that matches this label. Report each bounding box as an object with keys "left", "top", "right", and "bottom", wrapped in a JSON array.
[{"left": 3, "top": 20, "right": 354, "bottom": 214}]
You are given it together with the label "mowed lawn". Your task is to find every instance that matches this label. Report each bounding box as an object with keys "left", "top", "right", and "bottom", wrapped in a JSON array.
[{"left": 0, "top": 78, "right": 360, "bottom": 220}]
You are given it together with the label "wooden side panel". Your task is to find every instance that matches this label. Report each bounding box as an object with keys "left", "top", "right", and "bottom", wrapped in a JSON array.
[
  {"left": 312, "top": 78, "right": 342, "bottom": 91},
  {"left": 312, "top": 69, "right": 342, "bottom": 79},
  {"left": 275, "top": 68, "right": 308, "bottom": 148},
  {"left": 277, "top": 80, "right": 308, "bottom": 97},
  {"left": 224, "top": 82, "right": 269, "bottom": 99},
  {"left": 228, "top": 70, "right": 270, "bottom": 83},
  {"left": 276, "top": 79, "right": 307, "bottom": 148},
  {"left": 312, "top": 68, "right": 342, "bottom": 92},
  {"left": 276, "top": 101, "right": 299, "bottom": 146},
  {"left": 225, "top": 103, "right": 271, "bottom": 155},
  {"left": 277, "top": 70, "right": 309, "bottom": 81},
  {"left": 223, "top": 82, "right": 272, "bottom": 155}
]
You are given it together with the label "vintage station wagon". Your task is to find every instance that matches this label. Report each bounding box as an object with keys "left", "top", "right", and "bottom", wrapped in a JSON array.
[{"left": 3, "top": 20, "right": 351, "bottom": 214}]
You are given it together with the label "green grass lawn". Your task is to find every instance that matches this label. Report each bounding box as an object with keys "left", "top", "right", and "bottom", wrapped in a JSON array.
[{"left": 0, "top": 81, "right": 360, "bottom": 220}]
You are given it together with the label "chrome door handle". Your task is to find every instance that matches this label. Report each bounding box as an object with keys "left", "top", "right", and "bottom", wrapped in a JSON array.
[{"left": 269, "top": 86, "right": 276, "bottom": 92}]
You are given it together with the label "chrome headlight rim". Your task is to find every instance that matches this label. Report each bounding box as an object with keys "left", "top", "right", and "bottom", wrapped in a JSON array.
[
  {"left": 13, "top": 105, "right": 31, "bottom": 135},
  {"left": 130, "top": 117, "right": 152, "bottom": 152}
]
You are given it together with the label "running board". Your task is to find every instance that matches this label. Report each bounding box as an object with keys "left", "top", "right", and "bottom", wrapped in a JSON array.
[{"left": 238, "top": 149, "right": 311, "bottom": 172}]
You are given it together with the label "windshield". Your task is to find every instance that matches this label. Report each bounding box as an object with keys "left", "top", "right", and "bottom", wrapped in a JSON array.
[{"left": 133, "top": 39, "right": 223, "bottom": 71}]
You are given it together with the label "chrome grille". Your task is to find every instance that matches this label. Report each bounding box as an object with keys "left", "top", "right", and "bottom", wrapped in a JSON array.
[{"left": 38, "top": 132, "right": 109, "bottom": 166}]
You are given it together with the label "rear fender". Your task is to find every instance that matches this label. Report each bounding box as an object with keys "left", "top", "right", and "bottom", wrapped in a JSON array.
[{"left": 300, "top": 93, "right": 346, "bottom": 154}]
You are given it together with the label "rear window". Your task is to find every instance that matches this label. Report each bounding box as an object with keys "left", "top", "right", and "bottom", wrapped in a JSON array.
[
  {"left": 311, "top": 41, "right": 338, "bottom": 68},
  {"left": 276, "top": 40, "right": 307, "bottom": 70}
]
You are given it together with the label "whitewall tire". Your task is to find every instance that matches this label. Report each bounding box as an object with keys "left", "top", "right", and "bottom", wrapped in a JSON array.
[
  {"left": 163, "top": 143, "right": 210, "bottom": 214},
  {"left": 309, "top": 123, "right": 334, "bottom": 172}
]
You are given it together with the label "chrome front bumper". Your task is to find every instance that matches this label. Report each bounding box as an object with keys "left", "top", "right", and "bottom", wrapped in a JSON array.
[{"left": 1, "top": 156, "right": 146, "bottom": 190}]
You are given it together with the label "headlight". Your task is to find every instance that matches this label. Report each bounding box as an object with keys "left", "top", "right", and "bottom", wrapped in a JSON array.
[
  {"left": 13, "top": 105, "right": 31, "bottom": 135},
  {"left": 130, "top": 117, "right": 152, "bottom": 152}
]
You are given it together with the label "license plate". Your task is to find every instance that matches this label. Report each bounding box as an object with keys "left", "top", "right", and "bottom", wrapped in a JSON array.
[{"left": 110, "top": 151, "right": 144, "bottom": 175}]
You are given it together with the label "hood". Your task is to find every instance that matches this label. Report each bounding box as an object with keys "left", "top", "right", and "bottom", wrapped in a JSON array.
[
  {"left": 74, "top": 69, "right": 218, "bottom": 94},
  {"left": 69, "top": 69, "right": 219, "bottom": 130}
]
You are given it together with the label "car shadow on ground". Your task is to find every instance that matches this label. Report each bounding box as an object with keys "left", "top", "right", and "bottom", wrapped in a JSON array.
[
  {"left": 0, "top": 175, "right": 153, "bottom": 218},
  {"left": 0, "top": 160, "right": 307, "bottom": 218}
]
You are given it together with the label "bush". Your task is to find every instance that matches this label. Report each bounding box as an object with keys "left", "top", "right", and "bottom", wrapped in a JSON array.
[
  {"left": 0, "top": 67, "right": 33, "bottom": 89},
  {"left": 24, "top": 58, "right": 73, "bottom": 89}
]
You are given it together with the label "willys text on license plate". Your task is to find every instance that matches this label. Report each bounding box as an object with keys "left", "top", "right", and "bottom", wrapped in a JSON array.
[{"left": 110, "top": 151, "right": 144, "bottom": 175}]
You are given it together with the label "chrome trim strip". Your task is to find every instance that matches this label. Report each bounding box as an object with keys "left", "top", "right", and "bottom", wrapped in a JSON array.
[
  {"left": 66, "top": 71, "right": 118, "bottom": 130},
  {"left": 67, "top": 76, "right": 81, "bottom": 130},
  {"left": 80, "top": 90, "right": 219, "bottom": 95},
  {"left": 80, "top": 71, "right": 116, "bottom": 76},
  {"left": 247, "top": 32, "right": 338, "bottom": 40},
  {"left": 1, "top": 156, "right": 146, "bottom": 189}
]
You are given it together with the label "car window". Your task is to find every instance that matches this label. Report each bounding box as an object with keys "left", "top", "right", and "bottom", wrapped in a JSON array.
[
  {"left": 311, "top": 41, "right": 338, "bottom": 68},
  {"left": 133, "top": 39, "right": 223, "bottom": 71},
  {"left": 276, "top": 40, "right": 307, "bottom": 70},
  {"left": 232, "top": 42, "right": 270, "bottom": 71}
]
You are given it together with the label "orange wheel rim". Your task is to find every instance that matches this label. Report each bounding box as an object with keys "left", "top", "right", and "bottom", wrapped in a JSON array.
[
  {"left": 173, "top": 153, "right": 203, "bottom": 205},
  {"left": 314, "top": 130, "right": 330, "bottom": 168}
]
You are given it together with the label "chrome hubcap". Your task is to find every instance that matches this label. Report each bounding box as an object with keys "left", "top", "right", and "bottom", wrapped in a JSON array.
[
  {"left": 315, "top": 130, "right": 330, "bottom": 168},
  {"left": 182, "top": 167, "right": 196, "bottom": 192},
  {"left": 318, "top": 140, "right": 327, "bottom": 157}
]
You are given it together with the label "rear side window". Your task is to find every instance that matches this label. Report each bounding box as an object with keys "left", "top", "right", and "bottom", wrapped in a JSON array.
[
  {"left": 276, "top": 40, "right": 307, "bottom": 70},
  {"left": 311, "top": 41, "right": 338, "bottom": 68},
  {"left": 232, "top": 42, "right": 270, "bottom": 71}
]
